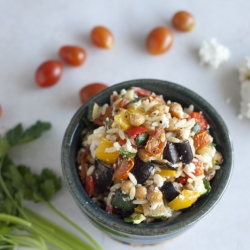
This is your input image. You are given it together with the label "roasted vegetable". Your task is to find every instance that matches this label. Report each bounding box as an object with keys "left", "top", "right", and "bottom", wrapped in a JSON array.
[
  {"left": 163, "top": 142, "right": 179, "bottom": 163},
  {"left": 94, "top": 158, "right": 114, "bottom": 192},
  {"left": 111, "top": 190, "right": 135, "bottom": 211},
  {"left": 95, "top": 138, "right": 120, "bottom": 164},
  {"left": 161, "top": 182, "right": 180, "bottom": 202},
  {"left": 176, "top": 140, "right": 193, "bottom": 164},
  {"left": 131, "top": 157, "right": 154, "bottom": 184},
  {"left": 168, "top": 190, "right": 200, "bottom": 210},
  {"left": 163, "top": 140, "right": 193, "bottom": 164},
  {"left": 151, "top": 159, "right": 177, "bottom": 170}
]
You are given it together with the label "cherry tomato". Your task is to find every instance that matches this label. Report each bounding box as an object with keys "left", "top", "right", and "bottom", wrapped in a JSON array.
[
  {"left": 59, "top": 45, "right": 87, "bottom": 66},
  {"left": 35, "top": 60, "right": 63, "bottom": 87},
  {"left": 90, "top": 26, "right": 114, "bottom": 49},
  {"left": 114, "top": 157, "right": 134, "bottom": 180},
  {"left": 79, "top": 83, "right": 108, "bottom": 103},
  {"left": 85, "top": 175, "right": 95, "bottom": 197},
  {"left": 146, "top": 26, "right": 173, "bottom": 55},
  {"left": 131, "top": 87, "right": 151, "bottom": 97},
  {"left": 193, "top": 131, "right": 211, "bottom": 150},
  {"left": 175, "top": 176, "right": 188, "bottom": 185},
  {"left": 190, "top": 112, "right": 208, "bottom": 131},
  {"left": 172, "top": 11, "right": 195, "bottom": 32},
  {"left": 0, "top": 105, "right": 2, "bottom": 117},
  {"left": 193, "top": 160, "right": 204, "bottom": 176},
  {"left": 145, "top": 128, "right": 167, "bottom": 156},
  {"left": 116, "top": 99, "right": 130, "bottom": 108}
]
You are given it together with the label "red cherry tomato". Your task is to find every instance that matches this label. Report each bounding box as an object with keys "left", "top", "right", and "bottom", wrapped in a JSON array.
[
  {"left": 145, "top": 128, "right": 167, "bottom": 156},
  {"left": 35, "top": 60, "right": 63, "bottom": 87},
  {"left": 190, "top": 112, "right": 208, "bottom": 131},
  {"left": 0, "top": 105, "right": 2, "bottom": 117},
  {"left": 90, "top": 26, "right": 114, "bottom": 49},
  {"left": 193, "top": 131, "right": 211, "bottom": 150},
  {"left": 146, "top": 26, "right": 173, "bottom": 55},
  {"left": 172, "top": 11, "right": 195, "bottom": 32},
  {"left": 131, "top": 87, "right": 151, "bottom": 97},
  {"left": 79, "top": 83, "right": 108, "bottom": 103},
  {"left": 114, "top": 157, "right": 134, "bottom": 180},
  {"left": 59, "top": 45, "right": 87, "bottom": 66}
]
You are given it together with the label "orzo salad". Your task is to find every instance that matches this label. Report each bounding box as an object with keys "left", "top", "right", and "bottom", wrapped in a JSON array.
[{"left": 77, "top": 86, "right": 223, "bottom": 224}]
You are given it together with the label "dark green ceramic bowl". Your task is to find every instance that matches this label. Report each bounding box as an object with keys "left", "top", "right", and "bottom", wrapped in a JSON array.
[{"left": 61, "top": 79, "right": 233, "bottom": 245}]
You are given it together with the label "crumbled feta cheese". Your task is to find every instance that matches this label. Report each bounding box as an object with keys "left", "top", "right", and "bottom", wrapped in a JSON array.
[
  {"left": 199, "top": 38, "right": 230, "bottom": 69},
  {"left": 240, "top": 81, "right": 250, "bottom": 119},
  {"left": 238, "top": 57, "right": 250, "bottom": 82}
]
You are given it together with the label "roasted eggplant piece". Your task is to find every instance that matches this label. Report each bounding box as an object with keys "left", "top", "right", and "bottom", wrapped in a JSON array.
[
  {"left": 161, "top": 182, "right": 180, "bottom": 202},
  {"left": 131, "top": 157, "right": 154, "bottom": 184},
  {"left": 176, "top": 140, "right": 193, "bottom": 164},
  {"left": 94, "top": 158, "right": 114, "bottom": 192},
  {"left": 163, "top": 142, "right": 179, "bottom": 164},
  {"left": 163, "top": 140, "right": 193, "bottom": 164},
  {"left": 151, "top": 159, "right": 177, "bottom": 170}
]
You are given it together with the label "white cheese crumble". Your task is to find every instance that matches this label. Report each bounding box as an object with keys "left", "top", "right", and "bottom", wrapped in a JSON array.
[
  {"left": 240, "top": 81, "right": 250, "bottom": 119},
  {"left": 199, "top": 38, "right": 230, "bottom": 69},
  {"left": 238, "top": 57, "right": 250, "bottom": 82}
]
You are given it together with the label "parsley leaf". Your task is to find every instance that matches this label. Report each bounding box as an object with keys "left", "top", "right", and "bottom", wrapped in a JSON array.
[
  {"left": 120, "top": 147, "right": 136, "bottom": 158},
  {"left": 203, "top": 178, "right": 211, "bottom": 195},
  {"left": 136, "top": 133, "right": 148, "bottom": 146}
]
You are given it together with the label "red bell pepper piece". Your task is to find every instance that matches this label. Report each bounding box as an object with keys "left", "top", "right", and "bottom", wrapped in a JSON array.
[
  {"left": 85, "top": 175, "right": 95, "bottom": 197},
  {"left": 125, "top": 126, "right": 147, "bottom": 138}
]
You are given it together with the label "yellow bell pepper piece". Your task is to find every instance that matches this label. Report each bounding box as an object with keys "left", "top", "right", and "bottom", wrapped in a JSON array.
[
  {"left": 114, "top": 108, "right": 132, "bottom": 130},
  {"left": 134, "top": 205, "right": 143, "bottom": 214},
  {"left": 95, "top": 138, "right": 119, "bottom": 165},
  {"left": 168, "top": 190, "right": 200, "bottom": 210},
  {"left": 155, "top": 169, "right": 176, "bottom": 178}
]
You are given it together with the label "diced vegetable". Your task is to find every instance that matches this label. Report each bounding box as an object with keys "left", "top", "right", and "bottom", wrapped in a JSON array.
[
  {"left": 192, "top": 122, "right": 201, "bottom": 133},
  {"left": 95, "top": 138, "right": 119, "bottom": 164},
  {"left": 114, "top": 157, "right": 134, "bottom": 179},
  {"left": 142, "top": 202, "right": 170, "bottom": 217},
  {"left": 190, "top": 112, "right": 208, "bottom": 131},
  {"left": 145, "top": 128, "right": 167, "bottom": 156},
  {"left": 203, "top": 178, "right": 211, "bottom": 194},
  {"left": 193, "top": 131, "right": 211, "bottom": 150},
  {"left": 125, "top": 126, "right": 147, "bottom": 138},
  {"left": 131, "top": 157, "right": 154, "bottom": 184},
  {"left": 114, "top": 108, "right": 132, "bottom": 130},
  {"left": 151, "top": 159, "right": 177, "bottom": 170},
  {"left": 176, "top": 140, "right": 193, "bottom": 164},
  {"left": 93, "top": 106, "right": 113, "bottom": 126},
  {"left": 124, "top": 213, "right": 146, "bottom": 224},
  {"left": 155, "top": 169, "right": 176, "bottom": 178},
  {"left": 85, "top": 175, "right": 95, "bottom": 197},
  {"left": 131, "top": 87, "right": 151, "bottom": 97},
  {"left": 136, "top": 133, "right": 149, "bottom": 146},
  {"left": 120, "top": 148, "right": 137, "bottom": 158},
  {"left": 163, "top": 142, "right": 179, "bottom": 164},
  {"left": 111, "top": 190, "right": 136, "bottom": 211},
  {"left": 94, "top": 158, "right": 114, "bottom": 192},
  {"left": 168, "top": 190, "right": 200, "bottom": 210},
  {"left": 161, "top": 182, "right": 180, "bottom": 202}
]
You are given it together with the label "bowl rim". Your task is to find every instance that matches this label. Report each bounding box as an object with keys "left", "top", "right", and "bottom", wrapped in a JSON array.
[{"left": 61, "top": 78, "right": 234, "bottom": 236}]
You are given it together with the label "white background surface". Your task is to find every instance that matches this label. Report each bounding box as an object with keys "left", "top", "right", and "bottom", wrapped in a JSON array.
[{"left": 0, "top": 0, "right": 249, "bottom": 249}]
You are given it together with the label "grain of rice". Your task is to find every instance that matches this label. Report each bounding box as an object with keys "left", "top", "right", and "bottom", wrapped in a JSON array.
[
  {"left": 105, "top": 147, "right": 118, "bottom": 153},
  {"left": 101, "top": 104, "right": 109, "bottom": 115},
  {"left": 181, "top": 118, "right": 195, "bottom": 129},
  {"left": 113, "top": 142, "right": 121, "bottom": 151},
  {"left": 184, "top": 104, "right": 194, "bottom": 114},
  {"left": 106, "top": 191, "right": 114, "bottom": 206},
  {"left": 130, "top": 186, "right": 136, "bottom": 200},
  {"left": 133, "top": 199, "right": 148, "bottom": 205},
  {"left": 110, "top": 183, "right": 121, "bottom": 191},
  {"left": 166, "top": 137, "right": 180, "bottom": 143},
  {"left": 175, "top": 119, "right": 187, "bottom": 128},
  {"left": 87, "top": 165, "right": 95, "bottom": 176},
  {"left": 106, "top": 134, "right": 117, "bottom": 141},
  {"left": 153, "top": 174, "right": 164, "bottom": 187},
  {"left": 145, "top": 180, "right": 154, "bottom": 186},
  {"left": 128, "top": 172, "right": 137, "bottom": 185},
  {"left": 118, "top": 129, "right": 125, "bottom": 140}
]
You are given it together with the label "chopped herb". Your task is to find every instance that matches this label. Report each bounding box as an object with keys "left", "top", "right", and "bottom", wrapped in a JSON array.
[
  {"left": 0, "top": 121, "right": 101, "bottom": 250},
  {"left": 105, "top": 118, "right": 110, "bottom": 130},
  {"left": 209, "top": 143, "right": 216, "bottom": 147},
  {"left": 191, "top": 122, "right": 200, "bottom": 134},
  {"left": 136, "top": 133, "right": 149, "bottom": 146},
  {"left": 203, "top": 178, "right": 211, "bottom": 195},
  {"left": 120, "top": 147, "right": 137, "bottom": 158},
  {"left": 124, "top": 214, "right": 142, "bottom": 223}
]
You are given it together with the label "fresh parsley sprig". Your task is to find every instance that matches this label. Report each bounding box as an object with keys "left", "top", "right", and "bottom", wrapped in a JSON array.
[{"left": 0, "top": 121, "right": 101, "bottom": 250}]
